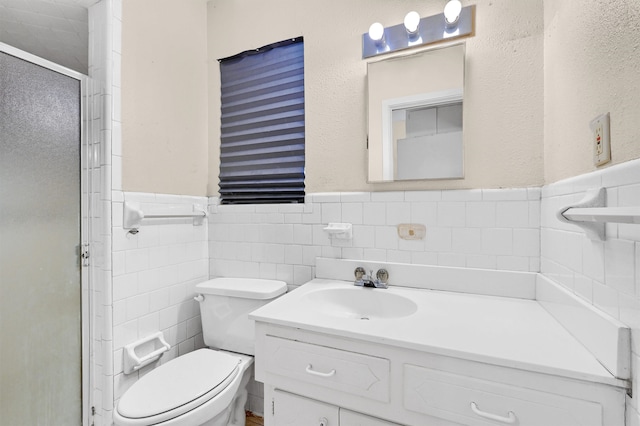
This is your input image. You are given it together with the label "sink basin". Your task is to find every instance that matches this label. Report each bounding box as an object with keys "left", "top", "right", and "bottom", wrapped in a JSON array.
[{"left": 300, "top": 286, "right": 418, "bottom": 320}]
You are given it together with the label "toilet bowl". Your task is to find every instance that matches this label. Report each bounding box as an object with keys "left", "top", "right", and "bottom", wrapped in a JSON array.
[{"left": 114, "top": 278, "right": 287, "bottom": 426}]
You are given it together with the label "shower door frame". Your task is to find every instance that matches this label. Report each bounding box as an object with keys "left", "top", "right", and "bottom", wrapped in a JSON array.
[{"left": 0, "top": 42, "right": 93, "bottom": 426}]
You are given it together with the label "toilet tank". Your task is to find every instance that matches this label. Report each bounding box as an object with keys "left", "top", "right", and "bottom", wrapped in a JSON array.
[{"left": 195, "top": 278, "right": 287, "bottom": 355}]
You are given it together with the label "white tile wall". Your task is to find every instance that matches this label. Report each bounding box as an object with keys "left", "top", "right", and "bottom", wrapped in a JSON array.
[
  {"left": 209, "top": 189, "right": 541, "bottom": 290},
  {"left": 111, "top": 192, "right": 208, "bottom": 408},
  {"left": 540, "top": 158, "right": 640, "bottom": 419},
  {"left": 88, "top": 0, "right": 117, "bottom": 424}
]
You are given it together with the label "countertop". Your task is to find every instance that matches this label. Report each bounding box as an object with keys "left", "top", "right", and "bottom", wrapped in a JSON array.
[{"left": 250, "top": 279, "right": 627, "bottom": 388}]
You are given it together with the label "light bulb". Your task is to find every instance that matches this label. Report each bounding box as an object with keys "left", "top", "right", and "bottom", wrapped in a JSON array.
[
  {"left": 404, "top": 11, "right": 420, "bottom": 34},
  {"left": 444, "top": 0, "right": 462, "bottom": 26},
  {"left": 368, "top": 22, "right": 385, "bottom": 42}
]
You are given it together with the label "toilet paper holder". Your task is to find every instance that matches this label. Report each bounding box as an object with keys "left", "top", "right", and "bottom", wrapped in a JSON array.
[{"left": 123, "top": 332, "right": 171, "bottom": 374}]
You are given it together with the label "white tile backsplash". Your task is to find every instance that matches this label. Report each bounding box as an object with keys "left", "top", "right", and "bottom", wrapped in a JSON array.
[
  {"left": 540, "top": 158, "right": 640, "bottom": 421},
  {"left": 209, "top": 190, "right": 542, "bottom": 289}
]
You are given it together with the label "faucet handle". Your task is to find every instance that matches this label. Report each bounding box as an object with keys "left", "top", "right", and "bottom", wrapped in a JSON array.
[
  {"left": 376, "top": 269, "right": 389, "bottom": 287},
  {"left": 354, "top": 267, "right": 365, "bottom": 280}
]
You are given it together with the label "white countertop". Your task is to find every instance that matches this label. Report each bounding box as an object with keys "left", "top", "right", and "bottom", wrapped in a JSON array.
[{"left": 250, "top": 279, "right": 626, "bottom": 388}]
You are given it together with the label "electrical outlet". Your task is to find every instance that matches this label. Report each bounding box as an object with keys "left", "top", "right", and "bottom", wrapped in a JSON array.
[{"left": 591, "top": 113, "right": 611, "bottom": 166}]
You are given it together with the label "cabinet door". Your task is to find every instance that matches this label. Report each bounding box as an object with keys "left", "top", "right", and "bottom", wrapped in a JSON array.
[
  {"left": 272, "top": 389, "right": 339, "bottom": 426},
  {"left": 339, "top": 409, "right": 401, "bottom": 426}
]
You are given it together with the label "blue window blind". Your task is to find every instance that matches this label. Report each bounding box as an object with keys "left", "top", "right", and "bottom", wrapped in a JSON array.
[{"left": 219, "top": 38, "right": 305, "bottom": 204}]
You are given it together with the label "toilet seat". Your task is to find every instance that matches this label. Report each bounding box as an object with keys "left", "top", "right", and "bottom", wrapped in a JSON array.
[{"left": 115, "top": 349, "right": 241, "bottom": 425}]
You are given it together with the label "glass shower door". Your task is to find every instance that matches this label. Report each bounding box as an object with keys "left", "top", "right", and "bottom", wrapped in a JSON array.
[{"left": 0, "top": 49, "right": 83, "bottom": 425}]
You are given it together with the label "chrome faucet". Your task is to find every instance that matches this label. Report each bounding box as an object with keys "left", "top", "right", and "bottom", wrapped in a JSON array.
[{"left": 354, "top": 267, "right": 389, "bottom": 289}]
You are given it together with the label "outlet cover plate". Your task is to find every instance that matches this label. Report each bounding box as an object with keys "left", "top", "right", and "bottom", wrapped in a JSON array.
[{"left": 591, "top": 113, "right": 611, "bottom": 166}]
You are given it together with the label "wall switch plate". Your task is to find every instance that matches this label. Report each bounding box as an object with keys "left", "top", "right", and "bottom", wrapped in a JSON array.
[
  {"left": 397, "top": 223, "right": 426, "bottom": 240},
  {"left": 591, "top": 113, "right": 611, "bottom": 166}
]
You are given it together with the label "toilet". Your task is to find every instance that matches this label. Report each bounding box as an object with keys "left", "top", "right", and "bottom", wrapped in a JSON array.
[{"left": 113, "top": 278, "right": 287, "bottom": 426}]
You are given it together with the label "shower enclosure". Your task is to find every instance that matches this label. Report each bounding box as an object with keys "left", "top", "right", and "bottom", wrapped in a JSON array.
[{"left": 0, "top": 43, "right": 92, "bottom": 425}]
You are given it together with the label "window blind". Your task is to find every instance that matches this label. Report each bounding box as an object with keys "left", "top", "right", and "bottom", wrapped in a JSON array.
[{"left": 219, "top": 38, "right": 305, "bottom": 204}]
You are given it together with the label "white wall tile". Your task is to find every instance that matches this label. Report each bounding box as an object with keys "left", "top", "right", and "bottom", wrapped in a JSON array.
[
  {"left": 311, "top": 193, "right": 340, "bottom": 203},
  {"left": 126, "top": 294, "right": 149, "bottom": 321},
  {"left": 293, "top": 224, "right": 312, "bottom": 245},
  {"left": 371, "top": 191, "right": 404, "bottom": 202},
  {"left": 582, "top": 240, "right": 605, "bottom": 283},
  {"left": 466, "top": 202, "right": 496, "bottom": 228},
  {"left": 386, "top": 202, "right": 411, "bottom": 225},
  {"left": 340, "top": 192, "right": 370, "bottom": 203},
  {"left": 424, "top": 227, "right": 452, "bottom": 252},
  {"left": 466, "top": 254, "right": 497, "bottom": 270},
  {"left": 442, "top": 189, "right": 482, "bottom": 201},
  {"left": 404, "top": 190, "right": 442, "bottom": 201},
  {"left": 513, "top": 229, "right": 540, "bottom": 257},
  {"left": 375, "top": 226, "right": 399, "bottom": 250},
  {"left": 285, "top": 245, "right": 304, "bottom": 265},
  {"left": 363, "top": 248, "right": 387, "bottom": 261},
  {"left": 341, "top": 202, "right": 363, "bottom": 225},
  {"left": 496, "top": 256, "right": 529, "bottom": 272},
  {"left": 113, "top": 273, "right": 138, "bottom": 301},
  {"left": 363, "top": 202, "right": 387, "bottom": 225},
  {"left": 452, "top": 228, "right": 482, "bottom": 254},
  {"left": 410, "top": 202, "right": 438, "bottom": 224},
  {"left": 398, "top": 237, "right": 426, "bottom": 252},
  {"left": 601, "top": 157, "right": 640, "bottom": 188},
  {"left": 481, "top": 228, "right": 513, "bottom": 255},
  {"left": 276, "top": 263, "right": 294, "bottom": 283},
  {"left": 496, "top": 201, "right": 529, "bottom": 228},
  {"left": 387, "top": 250, "right": 412, "bottom": 263},
  {"left": 438, "top": 252, "right": 466, "bottom": 267},
  {"left": 604, "top": 239, "right": 636, "bottom": 296},
  {"left": 437, "top": 202, "right": 466, "bottom": 227},
  {"left": 125, "top": 248, "right": 149, "bottom": 273},
  {"left": 482, "top": 188, "right": 528, "bottom": 201},
  {"left": 593, "top": 280, "right": 621, "bottom": 319},
  {"left": 293, "top": 265, "right": 313, "bottom": 285},
  {"left": 321, "top": 203, "right": 341, "bottom": 224},
  {"left": 573, "top": 273, "right": 594, "bottom": 303},
  {"left": 411, "top": 251, "right": 438, "bottom": 265}
]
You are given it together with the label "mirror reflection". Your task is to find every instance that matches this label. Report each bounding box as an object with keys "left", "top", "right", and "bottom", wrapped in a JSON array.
[{"left": 367, "top": 44, "right": 465, "bottom": 182}]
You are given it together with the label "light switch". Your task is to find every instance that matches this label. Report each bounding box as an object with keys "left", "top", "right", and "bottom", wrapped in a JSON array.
[{"left": 397, "top": 223, "right": 426, "bottom": 240}]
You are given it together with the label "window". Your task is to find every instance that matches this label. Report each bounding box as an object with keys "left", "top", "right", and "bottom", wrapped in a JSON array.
[{"left": 218, "top": 38, "right": 305, "bottom": 204}]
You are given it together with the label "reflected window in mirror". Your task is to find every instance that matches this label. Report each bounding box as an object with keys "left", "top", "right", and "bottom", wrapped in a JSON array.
[
  {"left": 394, "top": 100, "right": 463, "bottom": 180},
  {"left": 367, "top": 43, "right": 465, "bottom": 182}
]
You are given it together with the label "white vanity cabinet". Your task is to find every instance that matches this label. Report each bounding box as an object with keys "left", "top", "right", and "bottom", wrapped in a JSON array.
[{"left": 255, "top": 323, "right": 626, "bottom": 426}]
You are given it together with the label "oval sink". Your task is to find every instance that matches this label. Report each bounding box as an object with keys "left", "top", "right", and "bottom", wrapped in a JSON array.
[{"left": 301, "top": 287, "right": 418, "bottom": 320}]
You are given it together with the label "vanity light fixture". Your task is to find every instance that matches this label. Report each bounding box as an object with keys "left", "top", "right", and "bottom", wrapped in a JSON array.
[{"left": 362, "top": 3, "right": 474, "bottom": 59}]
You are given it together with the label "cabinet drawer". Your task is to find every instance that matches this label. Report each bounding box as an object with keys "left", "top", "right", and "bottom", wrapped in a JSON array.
[
  {"left": 403, "top": 365, "right": 602, "bottom": 426},
  {"left": 264, "top": 335, "right": 390, "bottom": 402},
  {"left": 272, "top": 390, "right": 339, "bottom": 426}
]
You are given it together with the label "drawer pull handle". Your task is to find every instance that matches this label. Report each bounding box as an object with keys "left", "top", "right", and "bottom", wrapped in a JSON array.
[
  {"left": 305, "top": 364, "right": 336, "bottom": 377},
  {"left": 470, "top": 402, "right": 516, "bottom": 424}
]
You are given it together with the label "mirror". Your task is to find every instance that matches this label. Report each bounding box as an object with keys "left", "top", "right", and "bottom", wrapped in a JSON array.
[{"left": 367, "top": 44, "right": 465, "bottom": 182}]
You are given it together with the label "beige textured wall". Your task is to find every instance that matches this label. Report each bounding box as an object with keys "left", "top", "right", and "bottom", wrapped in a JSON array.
[
  {"left": 544, "top": 1, "right": 640, "bottom": 184},
  {"left": 207, "top": 0, "right": 544, "bottom": 195},
  {"left": 122, "top": 0, "right": 208, "bottom": 196}
]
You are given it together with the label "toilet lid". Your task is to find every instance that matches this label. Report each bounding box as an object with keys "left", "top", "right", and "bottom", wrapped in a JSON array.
[
  {"left": 196, "top": 278, "right": 287, "bottom": 299},
  {"left": 118, "top": 349, "right": 240, "bottom": 420}
]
